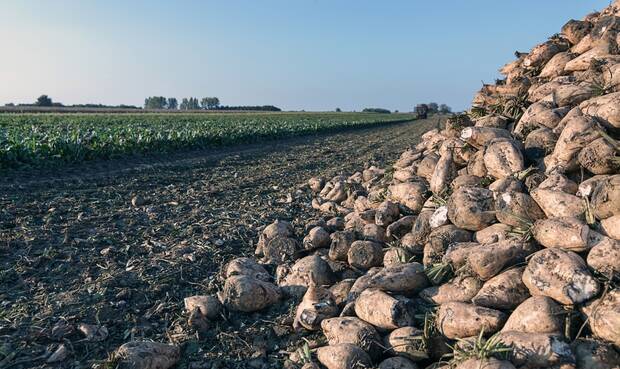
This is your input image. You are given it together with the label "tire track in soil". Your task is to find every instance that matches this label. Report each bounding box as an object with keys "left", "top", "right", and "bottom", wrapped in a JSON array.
[{"left": 0, "top": 117, "right": 441, "bottom": 369}]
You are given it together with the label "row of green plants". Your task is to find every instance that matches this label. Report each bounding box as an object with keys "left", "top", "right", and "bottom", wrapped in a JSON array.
[{"left": 0, "top": 112, "right": 416, "bottom": 169}]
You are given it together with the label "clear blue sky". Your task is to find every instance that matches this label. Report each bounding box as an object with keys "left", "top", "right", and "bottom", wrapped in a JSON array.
[{"left": 0, "top": 1, "right": 610, "bottom": 111}]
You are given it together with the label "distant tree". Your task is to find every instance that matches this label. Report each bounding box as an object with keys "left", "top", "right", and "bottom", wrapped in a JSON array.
[
  {"left": 439, "top": 104, "right": 452, "bottom": 114},
  {"left": 394, "top": 110, "right": 399, "bottom": 113},
  {"left": 201, "top": 97, "right": 220, "bottom": 109},
  {"left": 210, "top": 97, "right": 220, "bottom": 109},
  {"left": 427, "top": 102, "right": 439, "bottom": 114},
  {"left": 144, "top": 96, "right": 167, "bottom": 109},
  {"left": 181, "top": 97, "right": 200, "bottom": 110},
  {"left": 167, "top": 98, "right": 178, "bottom": 110},
  {"left": 335, "top": 107, "right": 342, "bottom": 112},
  {"left": 4, "top": 103, "right": 15, "bottom": 107},
  {"left": 35, "top": 95, "right": 53, "bottom": 107}
]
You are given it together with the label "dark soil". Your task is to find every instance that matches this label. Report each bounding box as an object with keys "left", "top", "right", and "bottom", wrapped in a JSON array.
[{"left": 0, "top": 117, "right": 440, "bottom": 369}]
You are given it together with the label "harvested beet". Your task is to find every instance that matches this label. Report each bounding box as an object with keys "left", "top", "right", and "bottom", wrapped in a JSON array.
[
  {"left": 347, "top": 240, "right": 384, "bottom": 270},
  {"left": 496, "top": 332, "right": 575, "bottom": 368},
  {"left": 467, "top": 239, "right": 537, "bottom": 280},
  {"left": 320, "top": 317, "right": 382, "bottom": 359},
  {"left": 255, "top": 220, "right": 294, "bottom": 257},
  {"left": 522, "top": 248, "right": 599, "bottom": 305},
  {"left": 455, "top": 358, "right": 515, "bottom": 369},
  {"left": 447, "top": 187, "right": 496, "bottom": 231},
  {"left": 573, "top": 339, "right": 620, "bottom": 369},
  {"left": 494, "top": 191, "right": 545, "bottom": 227},
  {"left": 354, "top": 289, "right": 415, "bottom": 330},
  {"left": 383, "top": 247, "right": 413, "bottom": 267},
  {"left": 388, "top": 182, "right": 428, "bottom": 214},
  {"left": 437, "top": 302, "right": 506, "bottom": 339},
  {"left": 294, "top": 284, "right": 339, "bottom": 331},
  {"left": 483, "top": 139, "right": 525, "bottom": 179},
  {"left": 183, "top": 295, "right": 222, "bottom": 320},
  {"left": 590, "top": 175, "right": 620, "bottom": 220},
  {"left": 316, "top": 344, "right": 372, "bottom": 369},
  {"left": 502, "top": 296, "right": 564, "bottom": 334},
  {"left": 472, "top": 267, "right": 530, "bottom": 309},
  {"left": 329, "top": 230, "right": 357, "bottom": 261},
  {"left": 420, "top": 275, "right": 482, "bottom": 305},
  {"left": 303, "top": 226, "right": 331, "bottom": 251},
  {"left": 375, "top": 200, "right": 400, "bottom": 227},
  {"left": 224, "top": 257, "right": 271, "bottom": 281},
  {"left": 278, "top": 255, "right": 336, "bottom": 296},
  {"left": 378, "top": 356, "right": 419, "bottom": 369},
  {"left": 581, "top": 289, "right": 620, "bottom": 346},
  {"left": 220, "top": 275, "right": 281, "bottom": 312},
  {"left": 348, "top": 262, "right": 428, "bottom": 299},
  {"left": 384, "top": 326, "right": 428, "bottom": 362},
  {"left": 112, "top": 341, "right": 180, "bottom": 369}
]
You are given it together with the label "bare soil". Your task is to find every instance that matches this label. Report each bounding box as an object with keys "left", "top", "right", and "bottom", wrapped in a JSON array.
[{"left": 0, "top": 117, "right": 440, "bottom": 369}]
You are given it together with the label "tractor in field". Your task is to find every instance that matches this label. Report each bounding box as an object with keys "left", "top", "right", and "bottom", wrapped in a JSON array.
[{"left": 415, "top": 104, "right": 428, "bottom": 119}]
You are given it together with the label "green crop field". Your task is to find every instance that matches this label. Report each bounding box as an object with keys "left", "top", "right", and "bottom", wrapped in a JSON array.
[{"left": 0, "top": 112, "right": 416, "bottom": 168}]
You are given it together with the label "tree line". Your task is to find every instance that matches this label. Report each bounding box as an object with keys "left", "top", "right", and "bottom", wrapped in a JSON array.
[
  {"left": 143, "top": 97, "right": 220, "bottom": 110},
  {"left": 144, "top": 96, "right": 220, "bottom": 110},
  {"left": 3, "top": 95, "right": 280, "bottom": 112},
  {"left": 3, "top": 95, "right": 140, "bottom": 109},
  {"left": 144, "top": 96, "right": 281, "bottom": 111}
]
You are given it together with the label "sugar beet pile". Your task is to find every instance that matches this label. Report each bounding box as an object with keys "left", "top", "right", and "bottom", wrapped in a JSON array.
[{"left": 114, "top": 3, "right": 620, "bottom": 369}]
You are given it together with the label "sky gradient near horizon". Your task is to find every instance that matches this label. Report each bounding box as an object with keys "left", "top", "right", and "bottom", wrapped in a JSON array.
[{"left": 0, "top": 1, "right": 611, "bottom": 111}]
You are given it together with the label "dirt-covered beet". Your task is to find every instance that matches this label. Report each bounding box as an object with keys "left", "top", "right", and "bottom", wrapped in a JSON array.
[
  {"left": 471, "top": 267, "right": 530, "bottom": 309},
  {"left": 522, "top": 248, "right": 599, "bottom": 305},
  {"left": 502, "top": 296, "right": 564, "bottom": 334},
  {"left": 320, "top": 317, "right": 382, "bottom": 359},
  {"left": 447, "top": 187, "right": 496, "bottom": 231},
  {"left": 436, "top": 302, "right": 507, "bottom": 339},
  {"left": 220, "top": 275, "right": 281, "bottom": 312},
  {"left": 354, "top": 289, "right": 415, "bottom": 330}
]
